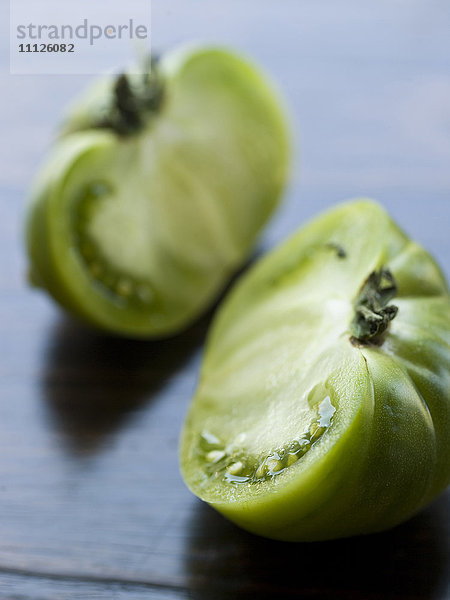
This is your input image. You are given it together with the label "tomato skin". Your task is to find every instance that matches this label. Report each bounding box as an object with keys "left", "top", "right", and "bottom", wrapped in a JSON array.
[
  {"left": 26, "top": 46, "right": 290, "bottom": 338},
  {"left": 26, "top": 133, "right": 124, "bottom": 329},
  {"left": 180, "top": 199, "right": 450, "bottom": 541}
]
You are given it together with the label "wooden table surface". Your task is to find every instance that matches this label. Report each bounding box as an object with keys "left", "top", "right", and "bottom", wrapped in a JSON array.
[{"left": 1, "top": 1, "right": 449, "bottom": 598}]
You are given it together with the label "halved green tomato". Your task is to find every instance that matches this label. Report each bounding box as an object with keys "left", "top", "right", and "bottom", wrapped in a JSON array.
[
  {"left": 180, "top": 199, "right": 450, "bottom": 541},
  {"left": 26, "top": 46, "right": 289, "bottom": 337}
]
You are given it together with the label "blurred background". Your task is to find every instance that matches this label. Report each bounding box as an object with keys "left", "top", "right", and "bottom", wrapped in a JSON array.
[{"left": 0, "top": 1, "right": 449, "bottom": 598}]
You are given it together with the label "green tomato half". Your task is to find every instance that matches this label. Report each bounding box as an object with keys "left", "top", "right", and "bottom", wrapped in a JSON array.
[
  {"left": 180, "top": 199, "right": 450, "bottom": 541},
  {"left": 26, "top": 46, "right": 289, "bottom": 338}
]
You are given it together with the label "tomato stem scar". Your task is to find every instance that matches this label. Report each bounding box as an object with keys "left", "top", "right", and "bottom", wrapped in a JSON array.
[
  {"left": 350, "top": 268, "right": 398, "bottom": 345},
  {"left": 96, "top": 56, "right": 165, "bottom": 136}
]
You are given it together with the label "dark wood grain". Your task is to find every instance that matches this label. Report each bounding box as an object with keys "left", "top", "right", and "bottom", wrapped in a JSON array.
[{"left": 1, "top": 1, "right": 450, "bottom": 598}]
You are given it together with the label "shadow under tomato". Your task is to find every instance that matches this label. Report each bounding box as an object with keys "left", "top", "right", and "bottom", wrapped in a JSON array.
[
  {"left": 183, "top": 491, "right": 449, "bottom": 600},
  {"left": 39, "top": 255, "right": 259, "bottom": 459},
  {"left": 40, "top": 310, "right": 211, "bottom": 458}
]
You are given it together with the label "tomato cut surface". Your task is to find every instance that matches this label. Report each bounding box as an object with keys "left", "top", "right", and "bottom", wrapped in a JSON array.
[{"left": 180, "top": 199, "right": 450, "bottom": 541}]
